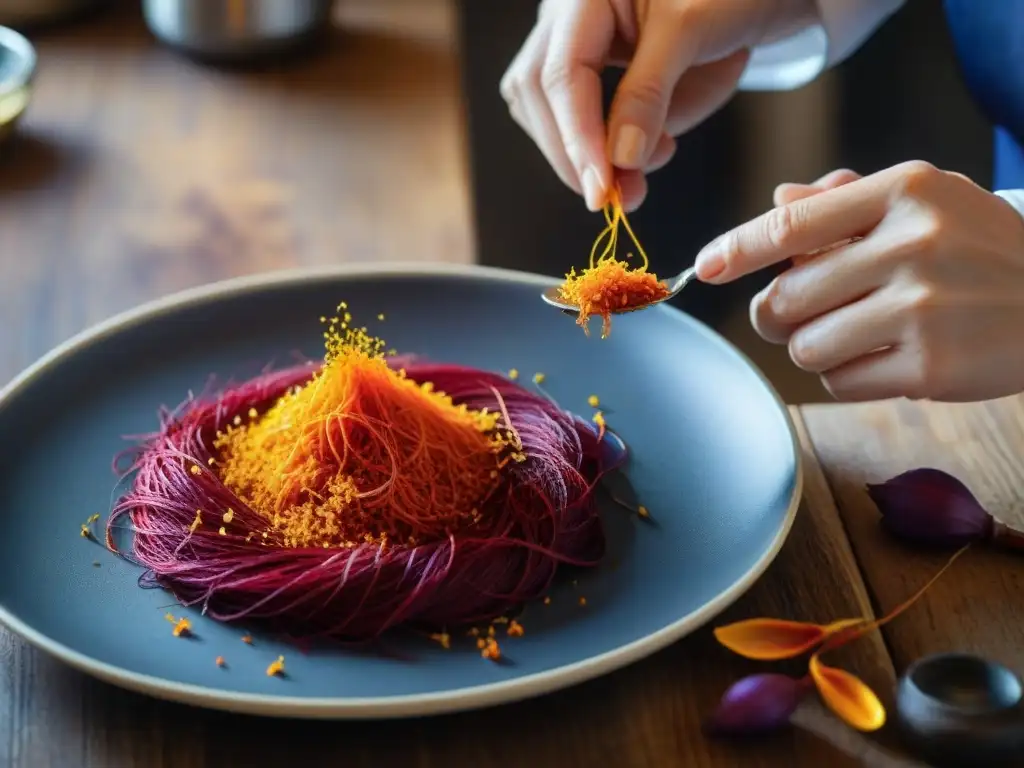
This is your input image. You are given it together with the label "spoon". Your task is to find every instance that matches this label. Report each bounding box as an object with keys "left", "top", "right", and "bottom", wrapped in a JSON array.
[{"left": 541, "top": 265, "right": 699, "bottom": 315}]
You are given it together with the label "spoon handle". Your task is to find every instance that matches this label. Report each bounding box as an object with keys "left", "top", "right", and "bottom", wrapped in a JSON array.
[{"left": 792, "top": 701, "right": 928, "bottom": 768}]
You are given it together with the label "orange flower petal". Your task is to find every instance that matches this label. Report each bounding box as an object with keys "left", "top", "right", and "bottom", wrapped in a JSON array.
[
  {"left": 809, "top": 654, "right": 886, "bottom": 732},
  {"left": 714, "top": 618, "right": 863, "bottom": 661}
]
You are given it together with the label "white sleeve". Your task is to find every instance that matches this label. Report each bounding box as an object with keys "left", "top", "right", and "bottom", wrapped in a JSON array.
[
  {"left": 738, "top": 0, "right": 905, "bottom": 91},
  {"left": 995, "top": 190, "right": 1024, "bottom": 226}
]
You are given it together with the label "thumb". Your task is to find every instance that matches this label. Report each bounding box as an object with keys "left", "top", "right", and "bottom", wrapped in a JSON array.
[{"left": 607, "top": 10, "right": 699, "bottom": 170}]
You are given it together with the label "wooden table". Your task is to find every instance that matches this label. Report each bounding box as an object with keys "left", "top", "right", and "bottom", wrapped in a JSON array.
[{"left": 2, "top": 4, "right": 1022, "bottom": 767}]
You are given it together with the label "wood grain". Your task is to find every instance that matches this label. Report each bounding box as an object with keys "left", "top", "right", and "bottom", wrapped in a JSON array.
[
  {"left": 0, "top": 2, "right": 899, "bottom": 766},
  {"left": 801, "top": 396, "right": 1024, "bottom": 678},
  {"left": 0, "top": 0, "right": 473, "bottom": 387},
  {"left": 0, "top": 407, "right": 893, "bottom": 767}
]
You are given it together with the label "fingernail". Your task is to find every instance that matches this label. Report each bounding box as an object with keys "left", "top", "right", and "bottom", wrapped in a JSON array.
[
  {"left": 581, "top": 166, "right": 605, "bottom": 211},
  {"left": 612, "top": 125, "right": 647, "bottom": 168},
  {"left": 696, "top": 237, "right": 726, "bottom": 281}
]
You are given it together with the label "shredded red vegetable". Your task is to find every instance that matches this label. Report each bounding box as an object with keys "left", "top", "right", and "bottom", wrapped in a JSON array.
[{"left": 107, "top": 315, "right": 626, "bottom": 643}]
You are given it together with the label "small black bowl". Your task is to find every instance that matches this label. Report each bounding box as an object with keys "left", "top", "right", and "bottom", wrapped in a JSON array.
[{"left": 897, "top": 653, "right": 1024, "bottom": 767}]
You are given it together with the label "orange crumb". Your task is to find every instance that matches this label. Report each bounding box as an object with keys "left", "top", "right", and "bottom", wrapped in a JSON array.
[
  {"left": 242, "top": 634, "right": 253, "bottom": 645},
  {"left": 507, "top": 620, "right": 524, "bottom": 638},
  {"left": 468, "top": 627, "right": 480, "bottom": 637},
  {"left": 587, "top": 395, "right": 600, "bottom": 408},
  {"left": 266, "top": 655, "right": 285, "bottom": 677},
  {"left": 218, "top": 526, "right": 226, "bottom": 536},
  {"left": 481, "top": 638, "right": 502, "bottom": 661},
  {"left": 638, "top": 505, "right": 650, "bottom": 518},
  {"left": 172, "top": 617, "right": 192, "bottom": 637},
  {"left": 189, "top": 464, "right": 201, "bottom": 475},
  {"left": 578, "top": 596, "right": 587, "bottom": 607},
  {"left": 492, "top": 616, "right": 509, "bottom": 624},
  {"left": 430, "top": 632, "right": 451, "bottom": 650},
  {"left": 215, "top": 656, "right": 226, "bottom": 668},
  {"left": 222, "top": 509, "right": 234, "bottom": 524},
  {"left": 543, "top": 596, "right": 551, "bottom": 606},
  {"left": 487, "top": 625, "right": 496, "bottom": 638},
  {"left": 476, "top": 638, "right": 487, "bottom": 649},
  {"left": 80, "top": 513, "right": 101, "bottom": 538}
]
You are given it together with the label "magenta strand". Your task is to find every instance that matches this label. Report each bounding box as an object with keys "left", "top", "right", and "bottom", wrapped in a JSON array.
[{"left": 107, "top": 358, "right": 626, "bottom": 642}]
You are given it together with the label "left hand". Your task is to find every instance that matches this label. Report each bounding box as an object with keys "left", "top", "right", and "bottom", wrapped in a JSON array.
[{"left": 694, "top": 161, "right": 1024, "bottom": 402}]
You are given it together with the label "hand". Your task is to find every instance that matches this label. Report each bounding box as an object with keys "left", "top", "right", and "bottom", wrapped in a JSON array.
[
  {"left": 499, "top": 0, "right": 816, "bottom": 212},
  {"left": 694, "top": 162, "right": 1024, "bottom": 402}
]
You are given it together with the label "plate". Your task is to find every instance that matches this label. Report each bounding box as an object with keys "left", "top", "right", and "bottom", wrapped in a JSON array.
[{"left": 0, "top": 263, "right": 802, "bottom": 719}]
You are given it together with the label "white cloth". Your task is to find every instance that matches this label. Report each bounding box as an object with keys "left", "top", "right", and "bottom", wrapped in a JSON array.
[{"left": 737, "top": 0, "right": 1024, "bottom": 222}]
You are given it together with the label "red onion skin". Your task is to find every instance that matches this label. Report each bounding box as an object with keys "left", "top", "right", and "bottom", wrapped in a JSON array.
[
  {"left": 705, "top": 674, "right": 810, "bottom": 737},
  {"left": 866, "top": 468, "right": 994, "bottom": 549}
]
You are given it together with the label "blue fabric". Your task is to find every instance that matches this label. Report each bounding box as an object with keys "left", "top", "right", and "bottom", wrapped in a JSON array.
[{"left": 944, "top": 0, "right": 1024, "bottom": 188}]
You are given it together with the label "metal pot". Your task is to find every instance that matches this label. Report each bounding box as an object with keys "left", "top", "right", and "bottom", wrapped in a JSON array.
[
  {"left": 0, "top": 24, "right": 35, "bottom": 145},
  {"left": 141, "top": 0, "right": 334, "bottom": 63},
  {"left": 0, "top": 0, "right": 106, "bottom": 29}
]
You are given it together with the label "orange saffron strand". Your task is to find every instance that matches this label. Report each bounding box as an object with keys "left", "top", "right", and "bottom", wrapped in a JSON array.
[
  {"left": 213, "top": 314, "right": 519, "bottom": 550},
  {"left": 557, "top": 185, "right": 670, "bottom": 338}
]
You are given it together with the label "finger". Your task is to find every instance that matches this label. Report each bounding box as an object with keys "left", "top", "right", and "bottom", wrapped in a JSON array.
[
  {"left": 820, "top": 347, "right": 920, "bottom": 402},
  {"left": 607, "top": 6, "right": 700, "bottom": 170},
  {"left": 520, "top": 88, "right": 587, "bottom": 195},
  {"left": 646, "top": 133, "right": 677, "bottom": 172},
  {"left": 617, "top": 170, "right": 648, "bottom": 212},
  {"left": 501, "top": 24, "right": 582, "bottom": 194},
  {"left": 663, "top": 49, "right": 751, "bottom": 137},
  {"left": 543, "top": 0, "right": 617, "bottom": 209},
  {"left": 750, "top": 237, "right": 885, "bottom": 344},
  {"left": 774, "top": 169, "right": 862, "bottom": 206},
  {"left": 785, "top": 290, "right": 901, "bottom": 375},
  {"left": 695, "top": 170, "right": 899, "bottom": 283}
]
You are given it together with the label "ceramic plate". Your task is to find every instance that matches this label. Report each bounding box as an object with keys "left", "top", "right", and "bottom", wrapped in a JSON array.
[{"left": 0, "top": 263, "right": 801, "bottom": 719}]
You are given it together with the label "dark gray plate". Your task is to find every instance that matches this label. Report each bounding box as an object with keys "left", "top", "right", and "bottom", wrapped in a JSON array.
[{"left": 0, "top": 263, "right": 801, "bottom": 718}]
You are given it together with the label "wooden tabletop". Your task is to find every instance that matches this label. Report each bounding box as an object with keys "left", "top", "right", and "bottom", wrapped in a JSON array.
[{"left": 2, "top": 4, "right": 1022, "bottom": 767}]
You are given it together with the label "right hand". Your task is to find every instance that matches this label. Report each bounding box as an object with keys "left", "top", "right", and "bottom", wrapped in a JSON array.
[{"left": 500, "top": 0, "right": 814, "bottom": 211}]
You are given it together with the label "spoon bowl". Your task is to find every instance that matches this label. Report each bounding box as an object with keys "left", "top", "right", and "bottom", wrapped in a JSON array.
[{"left": 541, "top": 266, "right": 698, "bottom": 316}]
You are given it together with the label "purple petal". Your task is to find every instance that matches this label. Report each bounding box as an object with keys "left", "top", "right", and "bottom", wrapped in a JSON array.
[
  {"left": 705, "top": 674, "right": 808, "bottom": 737},
  {"left": 866, "top": 468, "right": 994, "bottom": 549}
]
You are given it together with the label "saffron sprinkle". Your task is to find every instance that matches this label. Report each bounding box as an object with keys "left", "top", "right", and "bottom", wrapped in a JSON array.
[
  {"left": 557, "top": 185, "right": 670, "bottom": 338},
  {"left": 107, "top": 306, "right": 628, "bottom": 644},
  {"left": 267, "top": 655, "right": 285, "bottom": 677}
]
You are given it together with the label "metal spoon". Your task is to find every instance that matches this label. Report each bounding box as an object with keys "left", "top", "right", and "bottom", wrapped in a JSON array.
[{"left": 541, "top": 265, "right": 699, "bottom": 316}]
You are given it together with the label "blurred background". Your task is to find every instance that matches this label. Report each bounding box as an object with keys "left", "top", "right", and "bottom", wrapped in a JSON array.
[{"left": 0, "top": 0, "right": 992, "bottom": 403}]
